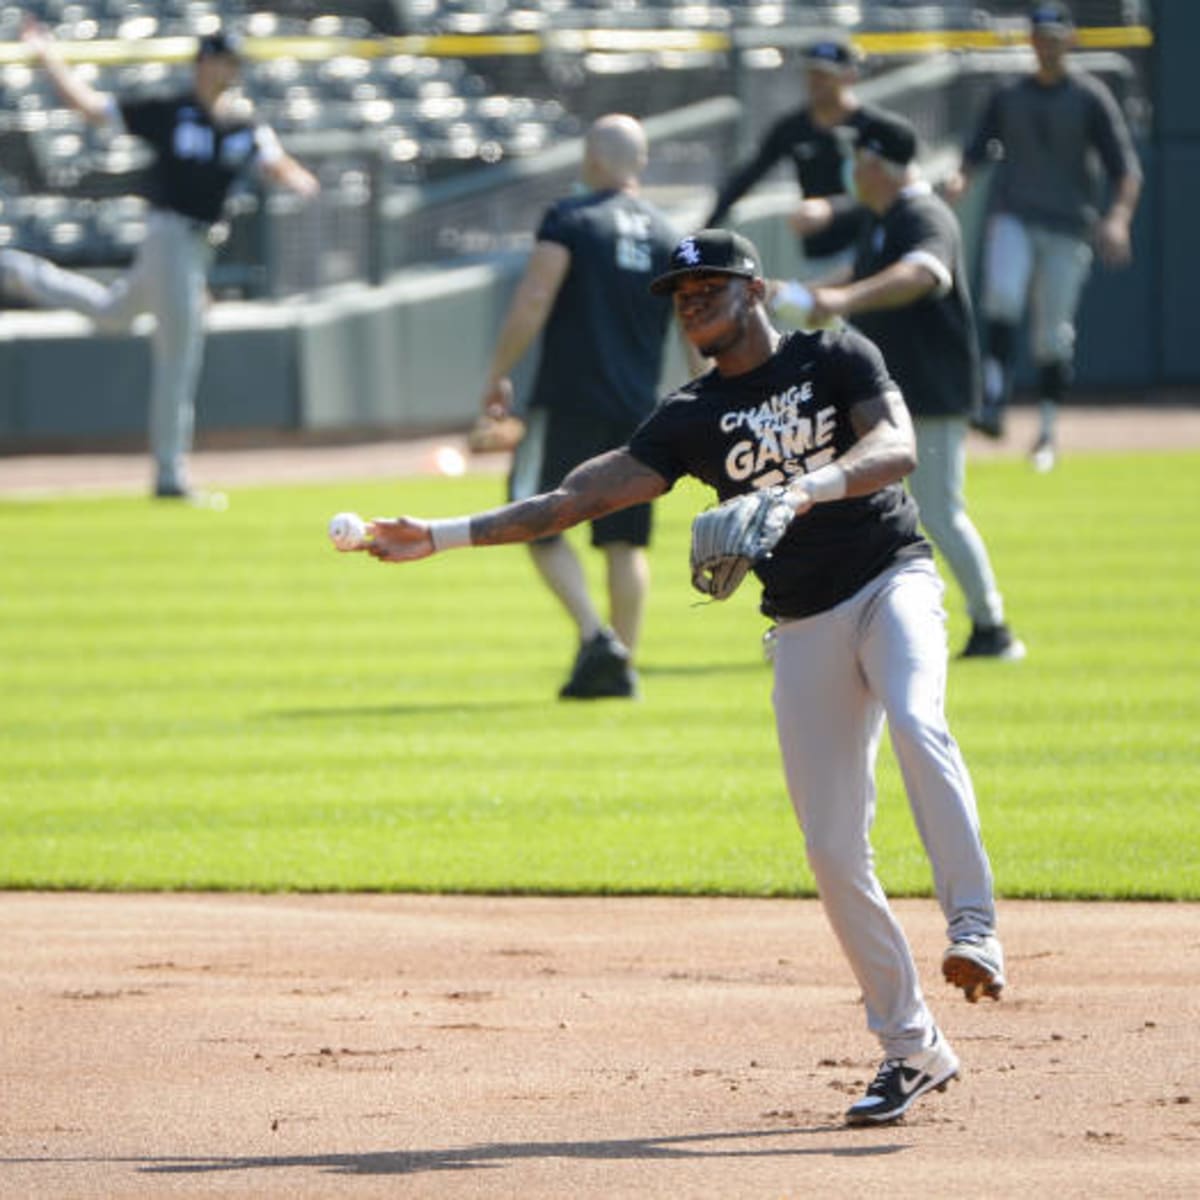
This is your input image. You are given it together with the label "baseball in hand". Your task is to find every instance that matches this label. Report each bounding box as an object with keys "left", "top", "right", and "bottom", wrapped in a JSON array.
[{"left": 328, "top": 511, "right": 369, "bottom": 551}]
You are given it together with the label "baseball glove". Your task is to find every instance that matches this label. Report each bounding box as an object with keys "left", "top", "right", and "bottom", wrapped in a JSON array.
[{"left": 689, "top": 487, "right": 796, "bottom": 601}]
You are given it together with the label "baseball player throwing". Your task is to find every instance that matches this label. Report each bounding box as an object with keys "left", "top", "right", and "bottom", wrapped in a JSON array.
[
  {"left": 1, "top": 21, "right": 318, "bottom": 500},
  {"left": 354, "top": 229, "right": 1006, "bottom": 1126}
]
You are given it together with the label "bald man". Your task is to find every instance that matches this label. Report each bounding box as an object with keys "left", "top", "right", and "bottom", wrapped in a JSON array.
[{"left": 480, "top": 114, "right": 681, "bottom": 699}]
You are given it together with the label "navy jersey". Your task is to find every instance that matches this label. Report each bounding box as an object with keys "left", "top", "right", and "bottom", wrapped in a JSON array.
[
  {"left": 119, "top": 92, "right": 266, "bottom": 224},
  {"left": 628, "top": 329, "right": 930, "bottom": 619},
  {"left": 530, "top": 189, "right": 677, "bottom": 424},
  {"left": 849, "top": 184, "right": 980, "bottom": 419}
]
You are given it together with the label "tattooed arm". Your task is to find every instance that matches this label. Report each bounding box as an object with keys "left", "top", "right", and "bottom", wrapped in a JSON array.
[{"left": 366, "top": 449, "right": 670, "bottom": 563}]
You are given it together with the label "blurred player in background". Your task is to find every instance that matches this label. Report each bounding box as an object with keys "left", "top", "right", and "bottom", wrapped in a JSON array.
[
  {"left": 944, "top": 1, "right": 1142, "bottom": 470},
  {"left": 773, "top": 110, "right": 1025, "bottom": 660},
  {"left": 0, "top": 21, "right": 318, "bottom": 501},
  {"left": 707, "top": 37, "right": 877, "bottom": 279},
  {"left": 479, "top": 114, "right": 679, "bottom": 700}
]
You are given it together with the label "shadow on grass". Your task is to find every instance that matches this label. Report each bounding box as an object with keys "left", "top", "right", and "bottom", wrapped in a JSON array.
[
  {"left": 11, "top": 1126, "right": 907, "bottom": 1182},
  {"left": 639, "top": 660, "right": 765, "bottom": 677},
  {"left": 265, "top": 700, "right": 548, "bottom": 720},
  {"left": 265, "top": 661, "right": 764, "bottom": 720}
]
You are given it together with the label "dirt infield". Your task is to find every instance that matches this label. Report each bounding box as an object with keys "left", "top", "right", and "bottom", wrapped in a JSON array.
[
  {"left": 3, "top": 894, "right": 1198, "bottom": 1199},
  {"left": 3, "top": 402, "right": 1200, "bottom": 497}
]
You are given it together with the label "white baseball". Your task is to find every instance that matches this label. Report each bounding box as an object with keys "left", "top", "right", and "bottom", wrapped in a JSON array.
[
  {"left": 771, "top": 280, "right": 816, "bottom": 326},
  {"left": 328, "top": 511, "right": 368, "bottom": 551}
]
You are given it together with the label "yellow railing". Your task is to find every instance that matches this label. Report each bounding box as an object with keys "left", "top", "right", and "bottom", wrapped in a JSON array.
[{"left": 0, "top": 25, "right": 1154, "bottom": 67}]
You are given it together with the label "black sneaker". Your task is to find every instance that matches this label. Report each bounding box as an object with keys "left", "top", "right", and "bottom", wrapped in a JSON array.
[
  {"left": 970, "top": 401, "right": 1006, "bottom": 439},
  {"left": 845, "top": 1029, "right": 960, "bottom": 1127},
  {"left": 960, "top": 623, "right": 1026, "bottom": 661},
  {"left": 559, "top": 629, "right": 638, "bottom": 700}
]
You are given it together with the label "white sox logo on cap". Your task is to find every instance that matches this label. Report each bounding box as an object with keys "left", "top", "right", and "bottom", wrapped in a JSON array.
[{"left": 649, "top": 228, "right": 764, "bottom": 295}]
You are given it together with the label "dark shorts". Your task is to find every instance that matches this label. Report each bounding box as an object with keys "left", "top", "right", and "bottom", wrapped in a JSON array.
[{"left": 508, "top": 406, "right": 653, "bottom": 547}]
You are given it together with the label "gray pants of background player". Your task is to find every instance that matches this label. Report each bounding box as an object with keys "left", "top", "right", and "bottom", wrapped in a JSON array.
[
  {"left": 981, "top": 213, "right": 1094, "bottom": 365},
  {"left": 772, "top": 558, "right": 997, "bottom": 1059},
  {"left": 909, "top": 416, "right": 1005, "bottom": 629},
  {"left": 4, "top": 210, "right": 212, "bottom": 493}
]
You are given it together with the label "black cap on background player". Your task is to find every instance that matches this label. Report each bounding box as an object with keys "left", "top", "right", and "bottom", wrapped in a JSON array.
[
  {"left": 649, "top": 229, "right": 763, "bottom": 296},
  {"left": 801, "top": 36, "right": 864, "bottom": 74},
  {"left": 195, "top": 29, "right": 242, "bottom": 61},
  {"left": 853, "top": 110, "right": 920, "bottom": 167},
  {"left": 1029, "top": 2, "right": 1074, "bottom": 36}
]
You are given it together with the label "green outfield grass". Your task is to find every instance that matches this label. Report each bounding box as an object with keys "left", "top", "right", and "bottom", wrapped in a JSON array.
[{"left": 1, "top": 449, "right": 1197, "bottom": 898}]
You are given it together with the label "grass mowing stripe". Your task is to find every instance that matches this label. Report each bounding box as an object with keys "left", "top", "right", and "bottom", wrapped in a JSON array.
[{"left": 1, "top": 452, "right": 1197, "bottom": 896}]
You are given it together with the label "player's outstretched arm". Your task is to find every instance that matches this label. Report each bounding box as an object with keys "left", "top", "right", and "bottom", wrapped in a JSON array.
[
  {"left": 366, "top": 449, "right": 668, "bottom": 564},
  {"left": 263, "top": 151, "right": 320, "bottom": 198},
  {"left": 22, "top": 17, "right": 112, "bottom": 125},
  {"left": 786, "top": 386, "right": 916, "bottom": 518}
]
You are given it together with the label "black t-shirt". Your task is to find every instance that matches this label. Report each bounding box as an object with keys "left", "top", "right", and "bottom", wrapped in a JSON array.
[
  {"left": 628, "top": 329, "right": 930, "bottom": 619},
  {"left": 848, "top": 184, "right": 980, "bottom": 418},
  {"left": 530, "top": 190, "right": 678, "bottom": 423},
  {"left": 707, "top": 105, "right": 882, "bottom": 258},
  {"left": 119, "top": 92, "right": 265, "bottom": 224}
]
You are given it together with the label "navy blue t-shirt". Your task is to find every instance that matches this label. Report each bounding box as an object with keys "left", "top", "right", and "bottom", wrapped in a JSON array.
[
  {"left": 530, "top": 190, "right": 677, "bottom": 423},
  {"left": 628, "top": 329, "right": 930, "bottom": 619}
]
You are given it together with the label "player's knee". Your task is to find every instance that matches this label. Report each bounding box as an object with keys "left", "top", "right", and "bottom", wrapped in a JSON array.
[
  {"left": 915, "top": 506, "right": 955, "bottom": 550},
  {"left": 1033, "top": 323, "right": 1076, "bottom": 367},
  {"left": 804, "top": 834, "right": 868, "bottom": 886},
  {"left": 981, "top": 291, "right": 1024, "bottom": 326},
  {"left": 887, "top": 707, "right": 952, "bottom": 765}
]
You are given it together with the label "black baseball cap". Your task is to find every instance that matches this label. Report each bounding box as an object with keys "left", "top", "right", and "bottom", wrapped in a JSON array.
[
  {"left": 1029, "top": 2, "right": 1074, "bottom": 34},
  {"left": 649, "top": 229, "right": 763, "bottom": 296},
  {"left": 853, "top": 110, "right": 919, "bottom": 166},
  {"left": 195, "top": 29, "right": 242, "bottom": 60},
  {"left": 802, "top": 38, "right": 860, "bottom": 72}
]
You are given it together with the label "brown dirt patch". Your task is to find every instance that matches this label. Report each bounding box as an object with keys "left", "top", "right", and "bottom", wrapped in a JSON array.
[
  {"left": 3, "top": 893, "right": 1198, "bottom": 1198},
  {"left": 2, "top": 402, "right": 1198, "bottom": 497}
]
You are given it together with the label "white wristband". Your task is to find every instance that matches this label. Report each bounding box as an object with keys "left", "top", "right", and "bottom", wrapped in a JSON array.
[
  {"left": 771, "top": 279, "right": 813, "bottom": 323},
  {"left": 427, "top": 517, "right": 473, "bottom": 552},
  {"left": 803, "top": 463, "right": 847, "bottom": 503}
]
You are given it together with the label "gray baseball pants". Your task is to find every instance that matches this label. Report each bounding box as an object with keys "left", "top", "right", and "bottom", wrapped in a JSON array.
[
  {"left": 909, "top": 415, "right": 1005, "bottom": 629},
  {"left": 771, "top": 557, "right": 997, "bottom": 1058},
  {"left": 980, "top": 212, "right": 1094, "bottom": 365},
  {"left": 3, "top": 210, "right": 212, "bottom": 493}
]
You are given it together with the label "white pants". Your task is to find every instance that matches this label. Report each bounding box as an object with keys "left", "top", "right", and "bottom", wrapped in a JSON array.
[
  {"left": 4, "top": 210, "right": 212, "bottom": 492},
  {"left": 771, "top": 558, "right": 996, "bottom": 1057},
  {"left": 981, "top": 212, "right": 1094, "bottom": 365},
  {"left": 909, "top": 416, "right": 1005, "bottom": 628}
]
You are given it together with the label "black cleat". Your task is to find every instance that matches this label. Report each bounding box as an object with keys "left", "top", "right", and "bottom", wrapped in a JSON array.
[
  {"left": 845, "top": 1029, "right": 960, "bottom": 1127},
  {"left": 960, "top": 623, "right": 1026, "bottom": 661},
  {"left": 970, "top": 401, "right": 1006, "bottom": 439},
  {"left": 559, "top": 628, "right": 638, "bottom": 700}
]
